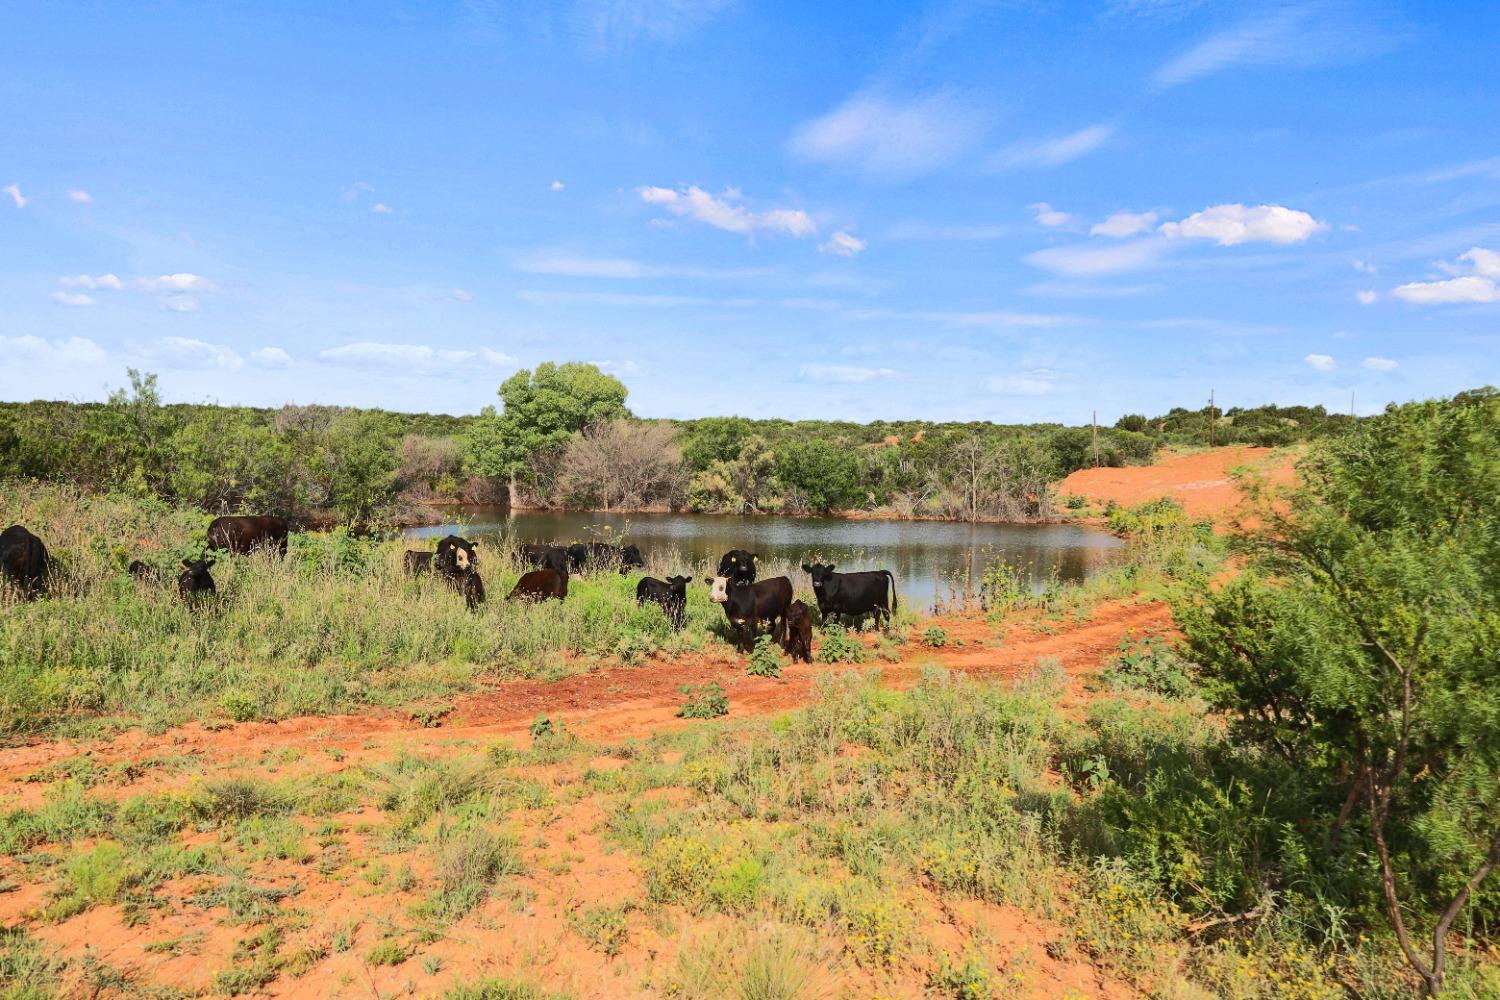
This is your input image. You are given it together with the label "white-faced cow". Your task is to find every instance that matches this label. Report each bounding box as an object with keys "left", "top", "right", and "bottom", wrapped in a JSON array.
[
  {"left": 708, "top": 574, "right": 792, "bottom": 653},
  {"left": 801, "top": 563, "right": 897, "bottom": 630}
]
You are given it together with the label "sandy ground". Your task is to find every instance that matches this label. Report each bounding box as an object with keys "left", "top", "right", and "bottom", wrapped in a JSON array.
[{"left": 1059, "top": 445, "right": 1297, "bottom": 526}]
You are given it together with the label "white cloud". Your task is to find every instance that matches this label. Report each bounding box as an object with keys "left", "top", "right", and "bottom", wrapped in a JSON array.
[
  {"left": 1029, "top": 202, "right": 1073, "bottom": 227},
  {"left": 50, "top": 291, "right": 95, "bottom": 307},
  {"left": 1391, "top": 248, "right": 1500, "bottom": 305},
  {"left": 3, "top": 184, "right": 26, "bottom": 209},
  {"left": 341, "top": 181, "right": 375, "bottom": 202},
  {"left": 58, "top": 273, "right": 124, "bottom": 291},
  {"left": 637, "top": 185, "right": 815, "bottom": 237},
  {"left": 1152, "top": 6, "right": 1395, "bottom": 89},
  {"left": 578, "top": 0, "right": 735, "bottom": 50},
  {"left": 843, "top": 307, "right": 1070, "bottom": 328},
  {"left": 0, "top": 334, "right": 106, "bottom": 365},
  {"left": 992, "top": 123, "right": 1115, "bottom": 169},
  {"left": 250, "top": 347, "right": 294, "bottom": 368},
  {"left": 819, "top": 231, "right": 866, "bottom": 256},
  {"left": 135, "top": 273, "right": 218, "bottom": 293},
  {"left": 787, "top": 90, "right": 990, "bottom": 180},
  {"left": 1356, "top": 290, "right": 1378, "bottom": 305},
  {"left": 1303, "top": 353, "right": 1336, "bottom": 372},
  {"left": 1363, "top": 356, "right": 1398, "bottom": 371},
  {"left": 372, "top": 202, "right": 393, "bottom": 214},
  {"left": 988, "top": 369, "right": 1058, "bottom": 395},
  {"left": 449, "top": 289, "right": 473, "bottom": 302},
  {"left": 67, "top": 189, "right": 92, "bottom": 203},
  {"left": 1091, "top": 211, "right": 1158, "bottom": 238},
  {"left": 1025, "top": 238, "right": 1170, "bottom": 275},
  {"left": 799, "top": 364, "right": 897, "bottom": 384},
  {"left": 318, "top": 342, "right": 517, "bottom": 372},
  {"left": 1158, "top": 203, "right": 1324, "bottom": 245},
  {"left": 1353, "top": 258, "right": 1376, "bottom": 273},
  {"left": 550, "top": 180, "right": 565, "bottom": 191},
  {"left": 593, "top": 359, "right": 644, "bottom": 377},
  {"left": 158, "top": 295, "right": 200, "bottom": 313},
  {"left": 152, "top": 337, "right": 243, "bottom": 370},
  {"left": 513, "top": 251, "right": 767, "bottom": 281}
]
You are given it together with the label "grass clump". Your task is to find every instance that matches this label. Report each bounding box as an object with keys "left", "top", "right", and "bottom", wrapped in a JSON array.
[
  {"left": 365, "top": 937, "right": 412, "bottom": 967},
  {"left": 676, "top": 681, "right": 728, "bottom": 720},
  {"left": 570, "top": 902, "right": 631, "bottom": 956},
  {"left": 1097, "top": 632, "right": 1195, "bottom": 698},
  {"left": 746, "top": 635, "right": 784, "bottom": 678},
  {"left": 814, "top": 624, "right": 866, "bottom": 664},
  {"left": 420, "top": 827, "right": 522, "bottom": 923},
  {"left": 444, "top": 979, "right": 574, "bottom": 1000}
]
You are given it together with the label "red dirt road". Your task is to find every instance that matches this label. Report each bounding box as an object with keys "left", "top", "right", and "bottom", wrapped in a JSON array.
[{"left": 1059, "top": 445, "right": 1297, "bottom": 525}]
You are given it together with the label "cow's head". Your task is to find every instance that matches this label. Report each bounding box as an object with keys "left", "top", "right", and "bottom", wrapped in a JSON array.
[
  {"left": 707, "top": 576, "right": 731, "bottom": 602},
  {"left": 803, "top": 563, "right": 836, "bottom": 591},
  {"left": 666, "top": 574, "right": 693, "bottom": 593},
  {"left": 179, "top": 557, "right": 216, "bottom": 591}
]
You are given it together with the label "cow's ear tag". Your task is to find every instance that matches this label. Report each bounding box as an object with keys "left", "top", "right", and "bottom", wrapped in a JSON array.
[{"left": 730, "top": 557, "right": 736, "bottom": 563}]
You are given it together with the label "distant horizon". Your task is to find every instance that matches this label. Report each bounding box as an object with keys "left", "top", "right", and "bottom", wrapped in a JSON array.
[{"left": 3, "top": 2, "right": 1496, "bottom": 423}]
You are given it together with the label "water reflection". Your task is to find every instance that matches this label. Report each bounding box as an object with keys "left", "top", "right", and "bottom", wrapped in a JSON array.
[{"left": 406, "top": 507, "right": 1124, "bottom": 610}]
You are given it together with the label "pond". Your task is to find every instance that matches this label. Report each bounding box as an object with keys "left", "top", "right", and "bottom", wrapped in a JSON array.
[{"left": 405, "top": 508, "right": 1126, "bottom": 610}]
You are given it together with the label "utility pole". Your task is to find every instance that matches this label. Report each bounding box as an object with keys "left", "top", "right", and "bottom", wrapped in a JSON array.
[
  {"left": 1208, "top": 389, "right": 1216, "bottom": 447},
  {"left": 1092, "top": 410, "right": 1099, "bottom": 467},
  {"left": 1350, "top": 390, "right": 1356, "bottom": 418}
]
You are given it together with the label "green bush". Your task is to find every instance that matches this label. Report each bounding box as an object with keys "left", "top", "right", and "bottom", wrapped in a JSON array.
[
  {"left": 676, "top": 682, "right": 728, "bottom": 720},
  {"left": 746, "top": 635, "right": 784, "bottom": 678},
  {"left": 814, "top": 624, "right": 866, "bottom": 664}
]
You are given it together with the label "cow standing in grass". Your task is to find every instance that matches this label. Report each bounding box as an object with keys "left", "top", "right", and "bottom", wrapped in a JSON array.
[
  {"left": 802, "top": 563, "right": 897, "bottom": 630},
  {"left": 178, "top": 557, "right": 217, "bottom": 604},
  {"left": 716, "top": 550, "right": 757, "bottom": 586},
  {"left": 782, "top": 601, "right": 814, "bottom": 663},
  {"left": 637, "top": 575, "right": 692, "bottom": 629},
  {"left": 207, "top": 515, "right": 289, "bottom": 556},
  {"left": 510, "top": 569, "right": 567, "bottom": 602},
  {"left": 433, "top": 535, "right": 484, "bottom": 610},
  {"left": 522, "top": 544, "right": 570, "bottom": 574},
  {"left": 1, "top": 525, "right": 49, "bottom": 599},
  {"left": 708, "top": 574, "right": 792, "bottom": 653}
]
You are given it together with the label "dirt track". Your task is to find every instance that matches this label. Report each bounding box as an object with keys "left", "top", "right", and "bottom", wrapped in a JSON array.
[{"left": 1059, "top": 445, "right": 1297, "bottom": 525}]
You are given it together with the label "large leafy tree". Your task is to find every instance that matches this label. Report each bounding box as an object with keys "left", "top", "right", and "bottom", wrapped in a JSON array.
[
  {"left": 466, "top": 362, "right": 629, "bottom": 498},
  {"left": 1179, "top": 388, "right": 1500, "bottom": 995}
]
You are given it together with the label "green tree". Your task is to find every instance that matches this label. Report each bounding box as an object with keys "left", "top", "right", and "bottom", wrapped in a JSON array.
[
  {"left": 1179, "top": 388, "right": 1500, "bottom": 995},
  {"left": 681, "top": 416, "right": 752, "bottom": 470},
  {"left": 774, "top": 438, "right": 865, "bottom": 512},
  {"left": 466, "top": 363, "right": 629, "bottom": 498}
]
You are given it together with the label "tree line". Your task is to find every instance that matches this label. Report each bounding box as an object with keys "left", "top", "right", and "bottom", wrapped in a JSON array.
[{"left": 0, "top": 363, "right": 1360, "bottom": 523}]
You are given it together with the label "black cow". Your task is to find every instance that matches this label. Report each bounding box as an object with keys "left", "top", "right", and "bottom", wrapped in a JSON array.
[
  {"left": 509, "top": 569, "right": 568, "bottom": 602},
  {"left": 802, "top": 563, "right": 897, "bottom": 630},
  {"left": 717, "top": 549, "right": 758, "bottom": 586},
  {"left": 177, "top": 557, "right": 217, "bottom": 603},
  {"left": 521, "top": 544, "right": 570, "bottom": 573},
  {"left": 636, "top": 574, "right": 692, "bottom": 629},
  {"left": 1, "top": 525, "right": 49, "bottom": 599},
  {"left": 128, "top": 559, "right": 163, "bottom": 583},
  {"left": 403, "top": 550, "right": 433, "bottom": 576},
  {"left": 566, "top": 543, "right": 590, "bottom": 573},
  {"left": 433, "top": 535, "right": 477, "bottom": 574},
  {"left": 207, "top": 516, "right": 289, "bottom": 556},
  {"left": 782, "top": 600, "right": 814, "bottom": 663},
  {"left": 620, "top": 544, "right": 645, "bottom": 572},
  {"left": 454, "top": 569, "right": 486, "bottom": 610},
  {"left": 708, "top": 574, "right": 792, "bottom": 653}
]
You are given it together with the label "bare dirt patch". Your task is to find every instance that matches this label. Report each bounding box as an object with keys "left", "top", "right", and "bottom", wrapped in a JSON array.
[{"left": 1059, "top": 445, "right": 1297, "bottom": 526}]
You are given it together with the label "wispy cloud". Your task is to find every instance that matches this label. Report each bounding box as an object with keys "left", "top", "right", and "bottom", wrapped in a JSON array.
[
  {"left": 1391, "top": 247, "right": 1500, "bottom": 304},
  {"left": 1158, "top": 203, "right": 1324, "bottom": 245},
  {"left": 1029, "top": 202, "right": 1074, "bottom": 227},
  {"left": 1153, "top": 4, "right": 1400, "bottom": 89},
  {"left": 576, "top": 0, "right": 736, "bottom": 50},
  {"left": 819, "top": 231, "right": 866, "bottom": 256},
  {"left": 250, "top": 347, "right": 293, "bottom": 368},
  {"left": 1304, "top": 353, "right": 1336, "bottom": 371},
  {"left": 788, "top": 90, "right": 991, "bottom": 180},
  {"left": 341, "top": 181, "right": 375, "bottom": 202},
  {"left": 58, "top": 274, "right": 124, "bottom": 290},
  {"left": 147, "top": 337, "right": 243, "bottom": 370},
  {"left": 988, "top": 369, "right": 1058, "bottom": 395},
  {"left": 67, "top": 189, "right": 92, "bottom": 203},
  {"left": 1025, "top": 238, "right": 1171, "bottom": 275},
  {"left": 0, "top": 334, "right": 106, "bottom": 365},
  {"left": 638, "top": 185, "right": 814, "bottom": 237},
  {"left": 318, "top": 341, "right": 517, "bottom": 371},
  {"left": 135, "top": 273, "right": 218, "bottom": 293},
  {"left": 882, "top": 220, "right": 1017, "bottom": 242},
  {"left": 992, "top": 123, "right": 1115, "bottom": 169},
  {"left": 372, "top": 202, "right": 393, "bottom": 214},
  {"left": 50, "top": 291, "right": 95, "bottom": 307},
  {"left": 800, "top": 364, "right": 897, "bottom": 383},
  {"left": 514, "top": 251, "right": 769, "bottom": 280},
  {"left": 550, "top": 180, "right": 565, "bottom": 191},
  {"left": 1357, "top": 290, "right": 1378, "bottom": 305},
  {"left": 3, "top": 184, "right": 26, "bottom": 209},
  {"left": 159, "top": 296, "right": 201, "bottom": 313},
  {"left": 1091, "top": 211, "right": 1159, "bottom": 238},
  {"left": 843, "top": 307, "right": 1071, "bottom": 329},
  {"left": 1363, "top": 356, "right": 1398, "bottom": 371}
]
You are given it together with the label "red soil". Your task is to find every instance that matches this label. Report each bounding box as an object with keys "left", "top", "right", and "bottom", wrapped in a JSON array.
[{"left": 1059, "top": 445, "right": 1297, "bottom": 526}]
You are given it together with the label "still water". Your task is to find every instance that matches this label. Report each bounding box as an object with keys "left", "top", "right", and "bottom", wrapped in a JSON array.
[{"left": 406, "top": 508, "right": 1124, "bottom": 609}]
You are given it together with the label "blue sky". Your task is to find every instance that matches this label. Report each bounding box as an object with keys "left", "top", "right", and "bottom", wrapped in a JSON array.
[{"left": 2, "top": 1, "right": 1497, "bottom": 422}]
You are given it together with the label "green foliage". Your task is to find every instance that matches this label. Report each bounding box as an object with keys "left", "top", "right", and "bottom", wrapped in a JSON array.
[
  {"left": 444, "top": 978, "right": 574, "bottom": 1000},
  {"left": 921, "top": 625, "right": 949, "bottom": 647},
  {"left": 570, "top": 902, "right": 631, "bottom": 956},
  {"left": 815, "top": 624, "right": 867, "bottom": 664},
  {"left": 676, "top": 681, "right": 728, "bottom": 719},
  {"left": 466, "top": 362, "right": 629, "bottom": 485},
  {"left": 421, "top": 827, "right": 520, "bottom": 923},
  {"left": 364, "top": 937, "right": 412, "bottom": 966},
  {"left": 746, "top": 635, "right": 784, "bottom": 678},
  {"left": 1099, "top": 633, "right": 1195, "bottom": 698},
  {"left": 1178, "top": 387, "right": 1500, "bottom": 995},
  {"left": 773, "top": 437, "right": 865, "bottom": 513},
  {"left": 928, "top": 953, "right": 995, "bottom": 999}
]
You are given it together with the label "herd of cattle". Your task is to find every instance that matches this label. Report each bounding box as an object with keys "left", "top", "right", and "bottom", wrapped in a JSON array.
[{"left": 2, "top": 515, "right": 899, "bottom": 660}]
